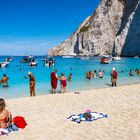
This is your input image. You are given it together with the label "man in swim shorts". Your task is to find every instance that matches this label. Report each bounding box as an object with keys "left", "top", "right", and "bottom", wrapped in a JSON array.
[{"left": 0, "top": 74, "right": 9, "bottom": 88}]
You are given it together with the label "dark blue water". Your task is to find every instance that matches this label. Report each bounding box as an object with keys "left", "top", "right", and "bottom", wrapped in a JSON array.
[{"left": 0, "top": 56, "right": 140, "bottom": 99}]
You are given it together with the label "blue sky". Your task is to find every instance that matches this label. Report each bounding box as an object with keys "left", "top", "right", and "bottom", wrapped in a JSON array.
[{"left": 0, "top": 0, "right": 99, "bottom": 55}]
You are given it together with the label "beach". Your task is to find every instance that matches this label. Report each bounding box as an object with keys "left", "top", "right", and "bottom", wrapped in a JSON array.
[{"left": 1, "top": 83, "right": 140, "bottom": 140}]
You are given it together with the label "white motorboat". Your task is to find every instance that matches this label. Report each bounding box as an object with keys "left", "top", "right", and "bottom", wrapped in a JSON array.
[
  {"left": 0, "top": 62, "right": 7, "bottom": 68},
  {"left": 62, "top": 55, "right": 74, "bottom": 58},
  {"left": 3, "top": 61, "right": 10, "bottom": 65},
  {"left": 5, "top": 57, "right": 13, "bottom": 62},
  {"left": 80, "top": 56, "right": 89, "bottom": 60},
  {"left": 28, "top": 61, "right": 38, "bottom": 66},
  {"left": 112, "top": 56, "right": 121, "bottom": 61},
  {"left": 134, "top": 56, "right": 139, "bottom": 58},
  {"left": 45, "top": 62, "right": 54, "bottom": 67}
]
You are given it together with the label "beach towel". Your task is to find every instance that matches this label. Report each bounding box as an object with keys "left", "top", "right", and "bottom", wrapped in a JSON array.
[
  {"left": 0, "top": 128, "right": 8, "bottom": 136},
  {"left": 6, "top": 123, "right": 18, "bottom": 133},
  {"left": 67, "top": 112, "right": 107, "bottom": 123},
  {"left": 13, "top": 116, "right": 27, "bottom": 129}
]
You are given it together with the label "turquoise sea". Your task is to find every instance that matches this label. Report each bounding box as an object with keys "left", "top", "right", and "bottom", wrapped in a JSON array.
[{"left": 0, "top": 56, "right": 140, "bottom": 99}]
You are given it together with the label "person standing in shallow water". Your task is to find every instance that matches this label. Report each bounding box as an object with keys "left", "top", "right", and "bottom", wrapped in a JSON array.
[
  {"left": 111, "top": 67, "right": 118, "bottom": 87},
  {"left": 28, "top": 72, "right": 35, "bottom": 97},
  {"left": 0, "top": 74, "right": 9, "bottom": 87},
  {"left": 51, "top": 69, "right": 58, "bottom": 94},
  {"left": 60, "top": 72, "right": 67, "bottom": 93}
]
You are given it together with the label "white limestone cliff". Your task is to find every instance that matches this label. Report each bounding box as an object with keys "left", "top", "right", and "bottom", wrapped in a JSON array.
[{"left": 48, "top": 0, "right": 140, "bottom": 57}]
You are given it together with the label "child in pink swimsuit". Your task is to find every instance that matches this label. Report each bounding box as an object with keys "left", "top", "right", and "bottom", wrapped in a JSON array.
[{"left": 60, "top": 72, "right": 67, "bottom": 93}]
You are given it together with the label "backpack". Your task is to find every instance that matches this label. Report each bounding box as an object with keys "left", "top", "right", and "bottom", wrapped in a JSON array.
[{"left": 113, "top": 71, "right": 118, "bottom": 79}]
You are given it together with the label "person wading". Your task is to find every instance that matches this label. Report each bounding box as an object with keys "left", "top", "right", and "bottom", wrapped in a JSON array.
[
  {"left": 111, "top": 67, "right": 118, "bottom": 87},
  {"left": 50, "top": 69, "right": 58, "bottom": 94},
  {"left": 28, "top": 72, "right": 35, "bottom": 97}
]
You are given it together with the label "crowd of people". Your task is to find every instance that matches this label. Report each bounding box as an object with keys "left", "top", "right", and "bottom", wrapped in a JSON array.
[
  {"left": 129, "top": 68, "right": 140, "bottom": 76},
  {"left": 2, "top": 67, "right": 140, "bottom": 96},
  {"left": 85, "top": 70, "right": 104, "bottom": 79},
  {"left": 85, "top": 68, "right": 118, "bottom": 86}
]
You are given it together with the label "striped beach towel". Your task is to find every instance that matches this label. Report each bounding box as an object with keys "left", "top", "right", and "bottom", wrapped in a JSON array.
[{"left": 67, "top": 112, "right": 107, "bottom": 123}]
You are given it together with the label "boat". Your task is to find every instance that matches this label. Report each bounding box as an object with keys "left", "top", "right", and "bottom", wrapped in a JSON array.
[
  {"left": 28, "top": 58, "right": 38, "bottom": 66},
  {"left": 3, "top": 61, "right": 10, "bottom": 65},
  {"left": 45, "top": 62, "right": 55, "bottom": 67},
  {"left": 20, "top": 56, "right": 31, "bottom": 63},
  {"left": 112, "top": 56, "right": 121, "bottom": 61},
  {"left": 5, "top": 57, "right": 13, "bottom": 62},
  {"left": 0, "top": 62, "right": 8, "bottom": 68},
  {"left": 62, "top": 55, "right": 74, "bottom": 58},
  {"left": 134, "top": 56, "right": 139, "bottom": 58},
  {"left": 28, "top": 61, "right": 38, "bottom": 66},
  {"left": 41, "top": 56, "right": 49, "bottom": 61},
  {"left": 80, "top": 56, "right": 90, "bottom": 60},
  {"left": 44, "top": 58, "right": 55, "bottom": 67},
  {"left": 100, "top": 56, "right": 110, "bottom": 64}
]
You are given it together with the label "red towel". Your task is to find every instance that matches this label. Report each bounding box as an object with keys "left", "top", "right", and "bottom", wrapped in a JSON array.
[
  {"left": 13, "top": 116, "right": 27, "bottom": 129},
  {"left": 51, "top": 72, "right": 58, "bottom": 89}
]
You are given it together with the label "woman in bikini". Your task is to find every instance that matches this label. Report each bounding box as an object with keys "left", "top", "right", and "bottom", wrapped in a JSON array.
[
  {"left": 60, "top": 72, "right": 67, "bottom": 93},
  {"left": 0, "top": 98, "right": 12, "bottom": 128}
]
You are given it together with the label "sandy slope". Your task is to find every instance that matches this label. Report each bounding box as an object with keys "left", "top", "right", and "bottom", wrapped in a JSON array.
[{"left": 1, "top": 84, "right": 140, "bottom": 140}]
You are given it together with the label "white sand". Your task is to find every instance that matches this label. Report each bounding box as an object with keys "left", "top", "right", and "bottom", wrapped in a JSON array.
[{"left": 1, "top": 84, "right": 140, "bottom": 140}]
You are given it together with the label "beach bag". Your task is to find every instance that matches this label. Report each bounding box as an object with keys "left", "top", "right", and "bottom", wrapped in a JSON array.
[
  {"left": 12, "top": 116, "right": 27, "bottom": 129},
  {"left": 83, "top": 113, "right": 92, "bottom": 121},
  {"left": 113, "top": 71, "right": 118, "bottom": 79}
]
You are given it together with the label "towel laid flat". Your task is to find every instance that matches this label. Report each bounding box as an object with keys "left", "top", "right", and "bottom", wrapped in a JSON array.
[{"left": 67, "top": 112, "right": 107, "bottom": 123}]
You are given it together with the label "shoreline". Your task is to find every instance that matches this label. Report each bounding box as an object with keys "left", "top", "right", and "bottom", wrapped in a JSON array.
[
  {"left": 3, "top": 81, "right": 140, "bottom": 100},
  {"left": 1, "top": 83, "right": 140, "bottom": 140}
]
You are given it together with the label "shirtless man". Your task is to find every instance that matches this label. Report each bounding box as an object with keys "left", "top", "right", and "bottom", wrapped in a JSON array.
[
  {"left": 28, "top": 72, "right": 35, "bottom": 97},
  {"left": 85, "top": 71, "right": 92, "bottom": 80},
  {"left": 0, "top": 74, "right": 9, "bottom": 87}
]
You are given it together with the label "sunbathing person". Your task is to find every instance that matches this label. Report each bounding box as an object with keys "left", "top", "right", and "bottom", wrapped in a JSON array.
[{"left": 0, "top": 98, "right": 12, "bottom": 128}]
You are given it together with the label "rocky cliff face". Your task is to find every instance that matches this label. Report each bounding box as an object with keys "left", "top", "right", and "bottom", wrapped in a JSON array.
[{"left": 48, "top": 0, "right": 140, "bottom": 57}]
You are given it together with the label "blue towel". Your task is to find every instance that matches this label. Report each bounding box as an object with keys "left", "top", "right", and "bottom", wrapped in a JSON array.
[
  {"left": 6, "top": 124, "right": 18, "bottom": 133},
  {"left": 67, "top": 112, "right": 107, "bottom": 123}
]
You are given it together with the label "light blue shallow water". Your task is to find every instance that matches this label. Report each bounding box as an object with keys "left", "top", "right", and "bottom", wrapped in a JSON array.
[{"left": 0, "top": 56, "right": 140, "bottom": 99}]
